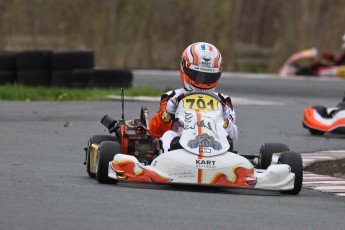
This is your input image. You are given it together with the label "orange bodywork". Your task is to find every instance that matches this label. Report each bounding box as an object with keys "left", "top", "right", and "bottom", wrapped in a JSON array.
[
  {"left": 111, "top": 160, "right": 171, "bottom": 183},
  {"left": 209, "top": 167, "right": 255, "bottom": 187},
  {"left": 304, "top": 108, "right": 345, "bottom": 131}
]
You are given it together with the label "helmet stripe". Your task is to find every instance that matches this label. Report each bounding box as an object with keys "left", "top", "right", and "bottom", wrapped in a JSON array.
[
  {"left": 191, "top": 43, "right": 199, "bottom": 64},
  {"left": 214, "top": 50, "right": 220, "bottom": 68},
  {"left": 218, "top": 53, "right": 222, "bottom": 67},
  {"left": 188, "top": 45, "right": 194, "bottom": 63}
]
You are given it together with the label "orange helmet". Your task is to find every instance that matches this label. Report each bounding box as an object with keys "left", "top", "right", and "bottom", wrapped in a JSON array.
[{"left": 180, "top": 42, "right": 223, "bottom": 92}]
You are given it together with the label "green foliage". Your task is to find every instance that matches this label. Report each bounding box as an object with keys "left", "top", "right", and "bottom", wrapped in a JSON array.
[{"left": 0, "top": 84, "right": 166, "bottom": 101}]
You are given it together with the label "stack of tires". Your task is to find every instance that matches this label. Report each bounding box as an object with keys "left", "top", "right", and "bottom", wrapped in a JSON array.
[
  {"left": 16, "top": 51, "right": 51, "bottom": 86},
  {"left": 0, "top": 49, "right": 133, "bottom": 88},
  {"left": 51, "top": 51, "right": 94, "bottom": 88},
  {"left": 0, "top": 51, "right": 17, "bottom": 85},
  {"left": 90, "top": 69, "right": 133, "bottom": 88}
]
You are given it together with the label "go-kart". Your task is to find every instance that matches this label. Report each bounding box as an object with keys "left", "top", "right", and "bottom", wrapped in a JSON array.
[
  {"left": 303, "top": 94, "right": 345, "bottom": 135},
  {"left": 279, "top": 48, "right": 345, "bottom": 77},
  {"left": 84, "top": 91, "right": 303, "bottom": 195}
]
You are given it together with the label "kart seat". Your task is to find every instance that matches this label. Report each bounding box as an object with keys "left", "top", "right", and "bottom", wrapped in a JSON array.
[{"left": 169, "top": 136, "right": 183, "bottom": 151}]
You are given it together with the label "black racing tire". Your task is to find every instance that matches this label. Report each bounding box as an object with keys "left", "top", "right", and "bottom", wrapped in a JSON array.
[
  {"left": 306, "top": 105, "right": 327, "bottom": 135},
  {"left": 17, "top": 70, "right": 50, "bottom": 86},
  {"left": 96, "top": 141, "right": 120, "bottom": 184},
  {"left": 51, "top": 70, "right": 73, "bottom": 87},
  {"left": 72, "top": 69, "right": 92, "bottom": 88},
  {"left": 0, "top": 51, "right": 17, "bottom": 70},
  {"left": 308, "top": 128, "right": 325, "bottom": 136},
  {"left": 86, "top": 135, "right": 116, "bottom": 178},
  {"left": 89, "top": 69, "right": 133, "bottom": 88},
  {"left": 0, "top": 71, "right": 16, "bottom": 85},
  {"left": 279, "top": 151, "right": 303, "bottom": 195},
  {"left": 51, "top": 51, "right": 94, "bottom": 70},
  {"left": 16, "top": 51, "right": 51, "bottom": 70},
  {"left": 258, "top": 143, "right": 289, "bottom": 169}
]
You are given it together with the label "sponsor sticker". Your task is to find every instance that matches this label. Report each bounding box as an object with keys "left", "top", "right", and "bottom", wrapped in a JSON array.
[{"left": 196, "top": 159, "right": 216, "bottom": 169}]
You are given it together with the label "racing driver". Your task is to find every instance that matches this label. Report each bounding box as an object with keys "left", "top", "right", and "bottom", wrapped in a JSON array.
[{"left": 149, "top": 42, "right": 238, "bottom": 153}]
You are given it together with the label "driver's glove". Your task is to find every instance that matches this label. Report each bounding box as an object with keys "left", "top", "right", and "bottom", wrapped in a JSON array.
[
  {"left": 223, "top": 115, "right": 235, "bottom": 127},
  {"left": 222, "top": 106, "right": 235, "bottom": 128},
  {"left": 166, "top": 96, "right": 178, "bottom": 114},
  {"left": 222, "top": 105, "right": 231, "bottom": 118},
  {"left": 161, "top": 111, "right": 172, "bottom": 122},
  {"left": 223, "top": 118, "right": 230, "bottom": 128},
  {"left": 166, "top": 94, "right": 184, "bottom": 115}
]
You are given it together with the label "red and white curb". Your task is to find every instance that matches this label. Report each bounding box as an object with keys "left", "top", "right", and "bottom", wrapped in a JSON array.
[{"left": 302, "top": 150, "right": 345, "bottom": 197}]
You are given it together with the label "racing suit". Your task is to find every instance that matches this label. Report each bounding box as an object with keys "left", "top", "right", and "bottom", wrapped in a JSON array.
[{"left": 149, "top": 88, "right": 238, "bottom": 153}]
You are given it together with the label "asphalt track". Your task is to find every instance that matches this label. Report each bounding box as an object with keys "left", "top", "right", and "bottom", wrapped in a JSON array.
[{"left": 1, "top": 71, "right": 345, "bottom": 230}]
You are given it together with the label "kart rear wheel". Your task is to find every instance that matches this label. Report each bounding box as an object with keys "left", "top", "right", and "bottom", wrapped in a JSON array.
[
  {"left": 258, "top": 143, "right": 289, "bottom": 169},
  {"left": 96, "top": 141, "right": 120, "bottom": 184},
  {"left": 278, "top": 151, "right": 303, "bottom": 195},
  {"left": 86, "top": 135, "right": 116, "bottom": 178}
]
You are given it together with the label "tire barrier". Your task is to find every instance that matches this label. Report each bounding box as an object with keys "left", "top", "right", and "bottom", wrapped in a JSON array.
[
  {"left": 0, "top": 71, "right": 16, "bottom": 85},
  {"left": 16, "top": 51, "right": 51, "bottom": 69},
  {"left": 0, "top": 51, "right": 17, "bottom": 84},
  {"left": 50, "top": 51, "right": 94, "bottom": 87},
  {"left": 89, "top": 69, "right": 133, "bottom": 88},
  {"left": 72, "top": 69, "right": 92, "bottom": 88},
  {"left": 51, "top": 70, "right": 74, "bottom": 87},
  {"left": 17, "top": 70, "right": 51, "bottom": 86},
  {"left": 51, "top": 51, "right": 94, "bottom": 70},
  {"left": 0, "top": 51, "right": 17, "bottom": 70},
  {"left": 16, "top": 51, "right": 51, "bottom": 86},
  {"left": 0, "top": 49, "right": 133, "bottom": 88}
]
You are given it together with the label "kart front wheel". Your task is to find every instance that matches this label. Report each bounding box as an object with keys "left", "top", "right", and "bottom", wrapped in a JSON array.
[
  {"left": 308, "top": 128, "right": 325, "bottom": 136},
  {"left": 258, "top": 143, "right": 289, "bottom": 169},
  {"left": 279, "top": 151, "right": 303, "bottom": 195},
  {"left": 95, "top": 141, "right": 120, "bottom": 184},
  {"left": 86, "top": 135, "right": 116, "bottom": 178}
]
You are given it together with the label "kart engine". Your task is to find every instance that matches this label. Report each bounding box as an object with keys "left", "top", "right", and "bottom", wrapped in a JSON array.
[
  {"left": 101, "top": 110, "right": 161, "bottom": 165},
  {"left": 132, "top": 139, "right": 160, "bottom": 164},
  {"left": 124, "top": 119, "right": 161, "bottom": 165}
]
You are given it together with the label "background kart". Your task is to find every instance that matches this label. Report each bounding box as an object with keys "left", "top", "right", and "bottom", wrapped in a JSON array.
[
  {"left": 279, "top": 48, "right": 345, "bottom": 77},
  {"left": 303, "top": 94, "right": 345, "bottom": 135},
  {"left": 84, "top": 92, "right": 303, "bottom": 195}
]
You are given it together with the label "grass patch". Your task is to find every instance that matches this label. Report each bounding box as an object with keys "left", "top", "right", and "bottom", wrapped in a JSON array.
[{"left": 0, "top": 84, "right": 169, "bottom": 101}]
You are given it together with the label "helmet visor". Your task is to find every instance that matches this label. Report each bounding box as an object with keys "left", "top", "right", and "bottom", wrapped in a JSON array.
[{"left": 182, "top": 60, "right": 221, "bottom": 84}]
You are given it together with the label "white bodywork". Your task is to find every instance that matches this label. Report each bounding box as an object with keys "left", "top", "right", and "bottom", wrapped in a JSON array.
[{"left": 108, "top": 93, "right": 295, "bottom": 191}]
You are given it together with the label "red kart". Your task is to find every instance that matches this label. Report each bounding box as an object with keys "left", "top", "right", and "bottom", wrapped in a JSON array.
[{"left": 279, "top": 48, "right": 345, "bottom": 77}]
